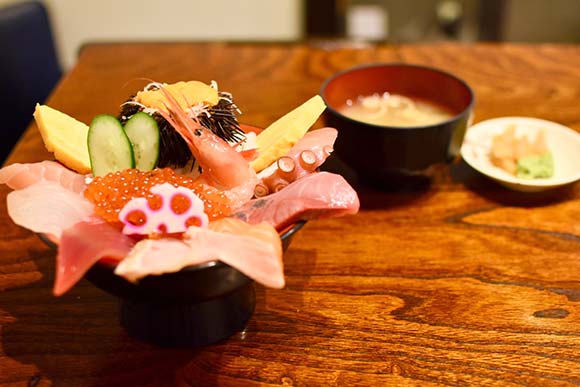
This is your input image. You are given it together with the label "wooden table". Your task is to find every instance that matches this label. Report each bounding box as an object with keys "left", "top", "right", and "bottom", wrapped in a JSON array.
[{"left": 1, "top": 42, "right": 580, "bottom": 386}]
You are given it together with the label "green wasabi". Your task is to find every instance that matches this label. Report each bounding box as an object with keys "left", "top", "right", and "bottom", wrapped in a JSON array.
[{"left": 516, "top": 153, "right": 554, "bottom": 179}]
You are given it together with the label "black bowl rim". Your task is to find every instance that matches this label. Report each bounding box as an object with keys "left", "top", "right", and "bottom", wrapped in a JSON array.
[
  {"left": 38, "top": 220, "right": 307, "bottom": 273},
  {"left": 319, "top": 62, "right": 475, "bottom": 131}
]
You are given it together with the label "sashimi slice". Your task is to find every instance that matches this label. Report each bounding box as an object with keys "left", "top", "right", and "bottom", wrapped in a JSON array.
[
  {"left": 188, "top": 218, "right": 285, "bottom": 288},
  {"left": 115, "top": 218, "right": 284, "bottom": 288},
  {"left": 113, "top": 238, "right": 194, "bottom": 280},
  {"left": 55, "top": 218, "right": 136, "bottom": 296},
  {"left": 7, "top": 181, "right": 94, "bottom": 241},
  {"left": 0, "top": 160, "right": 87, "bottom": 193},
  {"left": 234, "top": 171, "right": 359, "bottom": 230}
]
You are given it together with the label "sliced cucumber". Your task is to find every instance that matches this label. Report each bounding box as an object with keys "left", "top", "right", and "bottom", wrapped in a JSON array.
[
  {"left": 123, "top": 112, "right": 160, "bottom": 171},
  {"left": 88, "top": 114, "right": 135, "bottom": 176}
]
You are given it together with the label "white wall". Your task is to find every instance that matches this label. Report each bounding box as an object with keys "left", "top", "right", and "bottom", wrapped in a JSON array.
[{"left": 0, "top": 0, "right": 303, "bottom": 70}]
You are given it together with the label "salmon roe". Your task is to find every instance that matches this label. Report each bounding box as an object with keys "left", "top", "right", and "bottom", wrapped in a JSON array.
[{"left": 84, "top": 168, "right": 231, "bottom": 223}]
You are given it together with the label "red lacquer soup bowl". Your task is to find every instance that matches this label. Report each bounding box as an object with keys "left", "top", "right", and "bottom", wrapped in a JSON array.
[{"left": 321, "top": 63, "right": 474, "bottom": 183}]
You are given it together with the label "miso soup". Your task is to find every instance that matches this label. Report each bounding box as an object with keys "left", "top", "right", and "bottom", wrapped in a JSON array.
[{"left": 339, "top": 93, "right": 454, "bottom": 127}]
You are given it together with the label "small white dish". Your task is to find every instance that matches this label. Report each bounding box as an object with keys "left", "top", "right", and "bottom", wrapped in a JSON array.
[{"left": 460, "top": 116, "right": 580, "bottom": 192}]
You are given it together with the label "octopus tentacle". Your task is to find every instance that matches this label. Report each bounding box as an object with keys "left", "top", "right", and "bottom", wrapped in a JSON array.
[
  {"left": 255, "top": 148, "right": 333, "bottom": 197},
  {"left": 254, "top": 127, "right": 338, "bottom": 198}
]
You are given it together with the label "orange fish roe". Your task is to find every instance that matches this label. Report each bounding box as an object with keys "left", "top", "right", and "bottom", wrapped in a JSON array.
[{"left": 84, "top": 168, "right": 231, "bottom": 223}]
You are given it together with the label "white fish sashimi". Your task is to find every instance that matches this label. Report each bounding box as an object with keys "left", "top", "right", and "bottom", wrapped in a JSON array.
[
  {"left": 0, "top": 160, "right": 87, "bottom": 193},
  {"left": 7, "top": 181, "right": 94, "bottom": 241},
  {"left": 115, "top": 218, "right": 284, "bottom": 288},
  {"left": 114, "top": 238, "right": 192, "bottom": 281}
]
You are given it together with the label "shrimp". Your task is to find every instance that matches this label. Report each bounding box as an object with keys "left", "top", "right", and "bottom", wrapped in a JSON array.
[{"left": 153, "top": 82, "right": 258, "bottom": 207}]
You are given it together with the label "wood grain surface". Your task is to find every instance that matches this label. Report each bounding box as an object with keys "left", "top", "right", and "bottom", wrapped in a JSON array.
[{"left": 1, "top": 42, "right": 580, "bottom": 386}]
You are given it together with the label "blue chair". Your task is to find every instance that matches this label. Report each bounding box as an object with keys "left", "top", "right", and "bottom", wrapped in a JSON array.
[{"left": 0, "top": 1, "right": 61, "bottom": 163}]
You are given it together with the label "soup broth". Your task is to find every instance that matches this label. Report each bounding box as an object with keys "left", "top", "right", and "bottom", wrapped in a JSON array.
[{"left": 339, "top": 93, "right": 454, "bottom": 127}]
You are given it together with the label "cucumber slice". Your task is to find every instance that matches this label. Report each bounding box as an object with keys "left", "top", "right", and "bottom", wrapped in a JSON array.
[
  {"left": 123, "top": 112, "right": 160, "bottom": 171},
  {"left": 88, "top": 114, "right": 135, "bottom": 176}
]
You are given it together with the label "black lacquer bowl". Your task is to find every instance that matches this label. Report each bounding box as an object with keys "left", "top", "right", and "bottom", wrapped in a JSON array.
[
  {"left": 321, "top": 63, "right": 474, "bottom": 184},
  {"left": 41, "top": 220, "right": 306, "bottom": 347}
]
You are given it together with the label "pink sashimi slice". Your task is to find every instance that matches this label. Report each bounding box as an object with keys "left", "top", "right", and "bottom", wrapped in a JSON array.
[
  {"left": 0, "top": 161, "right": 87, "bottom": 193},
  {"left": 206, "top": 219, "right": 283, "bottom": 289},
  {"left": 7, "top": 181, "right": 94, "bottom": 241},
  {"left": 54, "top": 218, "right": 136, "bottom": 296},
  {"left": 233, "top": 171, "right": 359, "bottom": 230},
  {"left": 114, "top": 218, "right": 284, "bottom": 288}
]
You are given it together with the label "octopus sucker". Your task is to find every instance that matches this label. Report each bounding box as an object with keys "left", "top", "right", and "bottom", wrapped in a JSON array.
[{"left": 256, "top": 128, "right": 338, "bottom": 198}]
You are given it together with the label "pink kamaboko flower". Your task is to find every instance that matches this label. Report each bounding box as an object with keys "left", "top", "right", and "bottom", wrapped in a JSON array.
[{"left": 119, "top": 183, "right": 208, "bottom": 235}]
